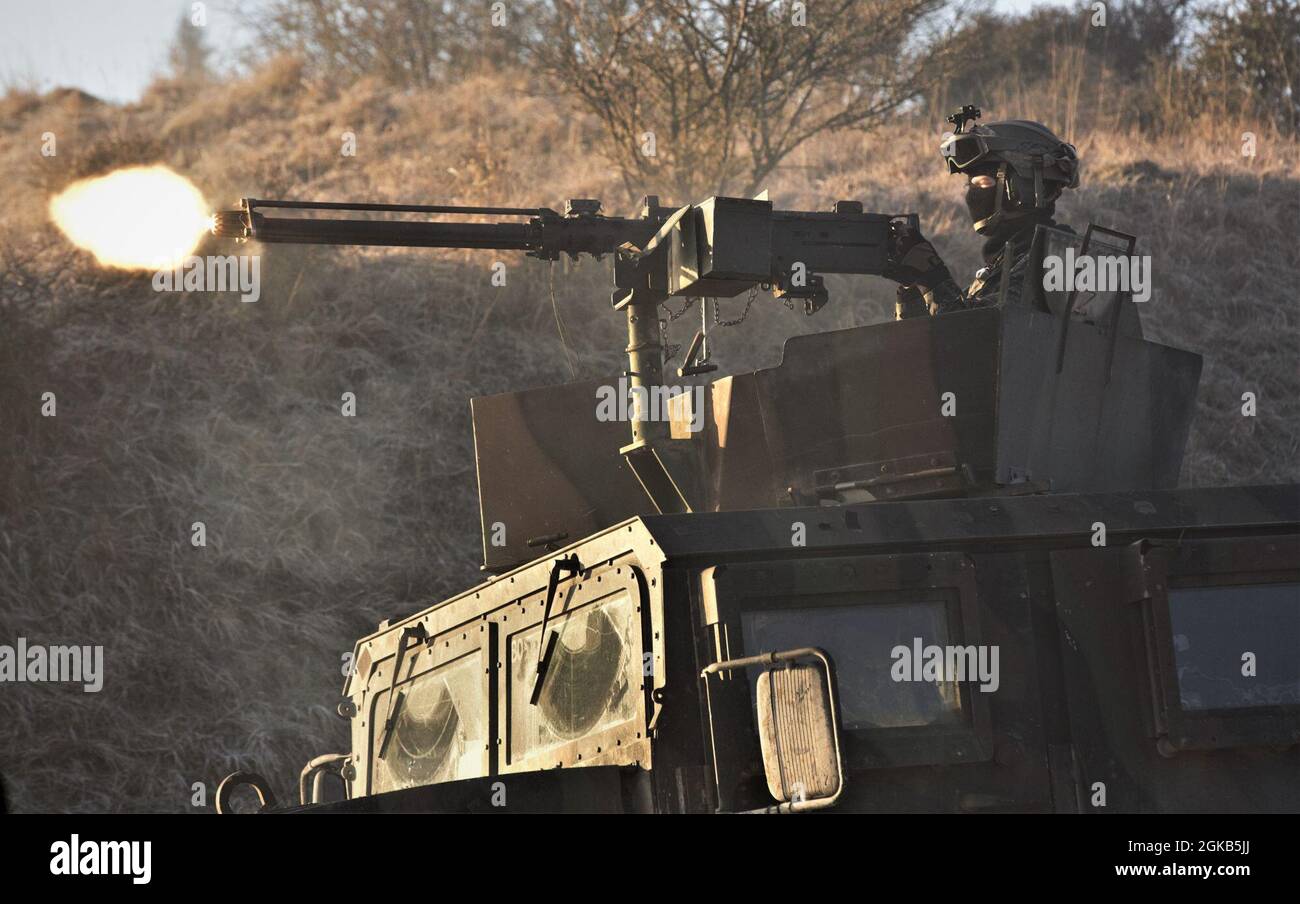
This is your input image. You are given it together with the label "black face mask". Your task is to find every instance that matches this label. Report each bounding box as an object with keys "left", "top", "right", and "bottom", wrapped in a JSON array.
[{"left": 965, "top": 181, "right": 997, "bottom": 228}]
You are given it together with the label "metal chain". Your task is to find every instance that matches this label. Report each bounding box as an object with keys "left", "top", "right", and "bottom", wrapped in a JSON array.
[
  {"left": 661, "top": 297, "right": 697, "bottom": 321},
  {"left": 659, "top": 317, "right": 681, "bottom": 363},
  {"left": 661, "top": 285, "right": 761, "bottom": 361},
  {"left": 659, "top": 297, "right": 698, "bottom": 363},
  {"left": 715, "top": 285, "right": 760, "bottom": 326}
]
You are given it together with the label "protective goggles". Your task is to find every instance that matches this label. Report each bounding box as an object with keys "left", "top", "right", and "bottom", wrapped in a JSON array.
[{"left": 940, "top": 131, "right": 992, "bottom": 173}]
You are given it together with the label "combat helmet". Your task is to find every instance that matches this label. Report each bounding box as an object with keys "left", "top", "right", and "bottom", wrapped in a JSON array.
[{"left": 939, "top": 106, "right": 1079, "bottom": 232}]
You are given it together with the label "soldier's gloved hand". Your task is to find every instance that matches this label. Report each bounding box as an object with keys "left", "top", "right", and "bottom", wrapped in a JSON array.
[
  {"left": 895, "top": 284, "right": 928, "bottom": 320},
  {"left": 884, "top": 220, "right": 955, "bottom": 293}
]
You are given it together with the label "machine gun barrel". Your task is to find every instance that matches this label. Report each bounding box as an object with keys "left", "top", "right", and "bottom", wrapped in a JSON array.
[
  {"left": 210, "top": 198, "right": 653, "bottom": 259},
  {"left": 232, "top": 215, "right": 534, "bottom": 250}
]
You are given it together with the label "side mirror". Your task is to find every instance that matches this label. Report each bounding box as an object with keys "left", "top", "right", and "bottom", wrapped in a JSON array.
[{"left": 702, "top": 647, "right": 846, "bottom": 813}]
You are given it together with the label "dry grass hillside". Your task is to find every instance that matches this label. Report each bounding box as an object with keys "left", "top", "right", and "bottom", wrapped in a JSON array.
[{"left": 0, "top": 60, "right": 1296, "bottom": 811}]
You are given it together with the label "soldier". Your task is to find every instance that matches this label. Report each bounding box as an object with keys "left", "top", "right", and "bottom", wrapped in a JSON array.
[{"left": 887, "top": 110, "right": 1079, "bottom": 318}]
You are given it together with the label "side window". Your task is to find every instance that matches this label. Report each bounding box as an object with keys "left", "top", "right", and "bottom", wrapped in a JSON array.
[
  {"left": 741, "top": 600, "right": 964, "bottom": 730},
  {"left": 709, "top": 553, "right": 993, "bottom": 771},
  {"left": 1168, "top": 582, "right": 1300, "bottom": 712},
  {"left": 1052, "top": 539, "right": 1299, "bottom": 758},
  {"left": 1139, "top": 540, "right": 1300, "bottom": 753}
]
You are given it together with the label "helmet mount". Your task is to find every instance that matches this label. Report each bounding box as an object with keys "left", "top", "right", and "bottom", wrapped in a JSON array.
[{"left": 947, "top": 104, "right": 982, "bottom": 134}]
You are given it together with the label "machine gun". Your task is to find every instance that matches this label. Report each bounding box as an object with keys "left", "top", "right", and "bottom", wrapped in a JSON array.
[
  {"left": 212, "top": 194, "right": 917, "bottom": 513},
  {"left": 210, "top": 195, "right": 912, "bottom": 302}
]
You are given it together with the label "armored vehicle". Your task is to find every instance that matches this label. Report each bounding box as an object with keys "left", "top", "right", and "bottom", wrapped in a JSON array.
[{"left": 211, "top": 193, "right": 1300, "bottom": 814}]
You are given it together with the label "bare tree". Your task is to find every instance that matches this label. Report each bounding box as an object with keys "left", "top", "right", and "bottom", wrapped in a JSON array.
[
  {"left": 252, "top": 0, "right": 533, "bottom": 86},
  {"left": 168, "top": 12, "right": 213, "bottom": 83},
  {"left": 535, "top": 0, "right": 949, "bottom": 199},
  {"left": 1192, "top": 0, "right": 1299, "bottom": 135}
]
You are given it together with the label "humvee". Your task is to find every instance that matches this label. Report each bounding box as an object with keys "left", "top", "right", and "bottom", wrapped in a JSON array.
[{"left": 211, "top": 198, "right": 1300, "bottom": 814}]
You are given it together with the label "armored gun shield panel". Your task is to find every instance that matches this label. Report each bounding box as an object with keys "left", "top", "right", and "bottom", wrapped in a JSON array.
[
  {"left": 1026, "top": 224, "right": 1143, "bottom": 336},
  {"left": 702, "top": 305, "right": 1199, "bottom": 508},
  {"left": 472, "top": 379, "right": 657, "bottom": 571},
  {"left": 471, "top": 306, "right": 1202, "bottom": 575},
  {"left": 711, "top": 311, "right": 1001, "bottom": 508},
  {"left": 995, "top": 303, "right": 1201, "bottom": 491}
]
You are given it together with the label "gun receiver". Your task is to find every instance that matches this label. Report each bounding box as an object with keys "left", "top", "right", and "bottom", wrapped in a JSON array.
[{"left": 211, "top": 194, "right": 915, "bottom": 515}]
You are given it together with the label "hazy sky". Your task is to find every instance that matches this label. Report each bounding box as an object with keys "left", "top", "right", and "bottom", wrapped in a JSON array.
[
  {"left": 0, "top": 0, "right": 253, "bottom": 101},
  {"left": 0, "top": 0, "right": 1078, "bottom": 104}
]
